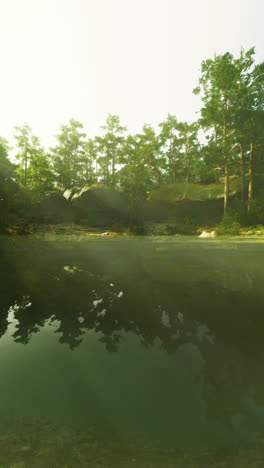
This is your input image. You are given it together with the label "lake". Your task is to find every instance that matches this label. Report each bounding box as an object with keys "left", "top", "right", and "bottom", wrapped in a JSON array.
[{"left": 0, "top": 235, "right": 264, "bottom": 467}]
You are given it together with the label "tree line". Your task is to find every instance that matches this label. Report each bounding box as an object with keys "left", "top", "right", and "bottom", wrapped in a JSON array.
[{"left": 1, "top": 47, "right": 264, "bottom": 214}]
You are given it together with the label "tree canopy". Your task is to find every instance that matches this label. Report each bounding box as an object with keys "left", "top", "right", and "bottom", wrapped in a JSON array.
[{"left": 1, "top": 47, "right": 263, "bottom": 224}]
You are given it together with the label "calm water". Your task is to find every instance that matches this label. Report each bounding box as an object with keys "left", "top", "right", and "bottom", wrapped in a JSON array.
[{"left": 1, "top": 235, "right": 264, "bottom": 467}]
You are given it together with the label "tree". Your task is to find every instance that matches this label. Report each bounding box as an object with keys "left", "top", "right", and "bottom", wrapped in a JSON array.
[
  {"left": 135, "top": 124, "right": 164, "bottom": 186},
  {"left": 51, "top": 119, "right": 87, "bottom": 190},
  {"left": 234, "top": 57, "right": 264, "bottom": 206},
  {"left": 193, "top": 49, "right": 258, "bottom": 212},
  {"left": 0, "top": 138, "right": 13, "bottom": 227},
  {"left": 27, "top": 136, "right": 55, "bottom": 196},
  {"left": 176, "top": 121, "right": 200, "bottom": 182},
  {"left": 159, "top": 116, "right": 201, "bottom": 183},
  {"left": 119, "top": 134, "right": 151, "bottom": 196},
  {"left": 0, "top": 137, "right": 14, "bottom": 181},
  {"left": 227, "top": 50, "right": 264, "bottom": 206},
  {"left": 14, "top": 123, "right": 32, "bottom": 186},
  {"left": 14, "top": 125, "right": 54, "bottom": 197},
  {"left": 82, "top": 138, "right": 98, "bottom": 185},
  {"left": 158, "top": 115, "right": 181, "bottom": 183},
  {"left": 247, "top": 111, "right": 264, "bottom": 206},
  {"left": 96, "top": 114, "right": 126, "bottom": 187}
]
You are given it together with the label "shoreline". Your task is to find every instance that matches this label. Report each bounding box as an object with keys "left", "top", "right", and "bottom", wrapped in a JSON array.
[{"left": 2, "top": 222, "right": 264, "bottom": 240}]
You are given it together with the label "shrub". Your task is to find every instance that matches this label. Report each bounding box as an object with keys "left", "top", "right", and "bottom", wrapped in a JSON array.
[
  {"left": 143, "top": 222, "right": 169, "bottom": 235},
  {"left": 129, "top": 223, "right": 145, "bottom": 235},
  {"left": 247, "top": 199, "right": 264, "bottom": 225},
  {"left": 222, "top": 198, "right": 264, "bottom": 226},
  {"left": 165, "top": 223, "right": 179, "bottom": 235},
  {"left": 165, "top": 217, "right": 196, "bottom": 235},
  {"left": 216, "top": 219, "right": 241, "bottom": 235},
  {"left": 255, "top": 224, "right": 264, "bottom": 233},
  {"left": 110, "top": 222, "right": 130, "bottom": 234}
]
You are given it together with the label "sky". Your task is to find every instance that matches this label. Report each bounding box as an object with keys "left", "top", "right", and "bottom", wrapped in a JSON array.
[{"left": 0, "top": 0, "right": 263, "bottom": 153}]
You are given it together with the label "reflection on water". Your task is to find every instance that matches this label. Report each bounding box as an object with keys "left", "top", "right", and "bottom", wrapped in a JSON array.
[{"left": 1, "top": 237, "right": 264, "bottom": 466}]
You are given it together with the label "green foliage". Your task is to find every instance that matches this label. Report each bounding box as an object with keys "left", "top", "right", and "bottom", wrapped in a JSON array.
[
  {"left": 120, "top": 164, "right": 149, "bottom": 203},
  {"left": 50, "top": 119, "right": 87, "bottom": 189},
  {"left": 0, "top": 137, "right": 15, "bottom": 181},
  {"left": 217, "top": 196, "right": 264, "bottom": 227},
  {"left": 143, "top": 222, "right": 170, "bottom": 235},
  {"left": 96, "top": 114, "right": 127, "bottom": 187},
  {"left": 120, "top": 126, "right": 164, "bottom": 191},
  {"left": 216, "top": 221, "right": 241, "bottom": 236},
  {"left": 194, "top": 47, "right": 264, "bottom": 211},
  {"left": 0, "top": 138, "right": 17, "bottom": 229},
  {"left": 128, "top": 222, "right": 146, "bottom": 235},
  {"left": 14, "top": 125, "right": 54, "bottom": 198},
  {"left": 216, "top": 209, "right": 241, "bottom": 235},
  {"left": 166, "top": 217, "right": 196, "bottom": 235},
  {"left": 82, "top": 139, "right": 98, "bottom": 185},
  {"left": 14, "top": 123, "right": 32, "bottom": 186},
  {"left": 247, "top": 198, "right": 264, "bottom": 225},
  {"left": 159, "top": 115, "right": 200, "bottom": 183},
  {"left": 0, "top": 47, "right": 264, "bottom": 232}
]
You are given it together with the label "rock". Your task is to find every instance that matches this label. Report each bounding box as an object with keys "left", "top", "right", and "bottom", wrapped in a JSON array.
[
  {"left": 63, "top": 265, "right": 82, "bottom": 274},
  {"left": 199, "top": 230, "right": 216, "bottom": 238},
  {"left": 200, "top": 231, "right": 209, "bottom": 238},
  {"left": 40, "top": 192, "right": 72, "bottom": 223},
  {"left": 69, "top": 184, "right": 129, "bottom": 226}
]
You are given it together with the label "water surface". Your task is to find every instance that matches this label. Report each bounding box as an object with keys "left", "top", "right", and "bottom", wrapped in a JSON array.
[{"left": 1, "top": 236, "right": 264, "bottom": 467}]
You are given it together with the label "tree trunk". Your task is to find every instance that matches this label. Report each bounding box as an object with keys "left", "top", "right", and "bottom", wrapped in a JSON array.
[
  {"left": 105, "top": 153, "right": 109, "bottom": 184},
  {"left": 169, "top": 141, "right": 174, "bottom": 183},
  {"left": 112, "top": 151, "right": 115, "bottom": 187},
  {"left": 171, "top": 152, "right": 176, "bottom": 183},
  {"left": 248, "top": 143, "right": 254, "bottom": 210},
  {"left": 24, "top": 150, "right": 28, "bottom": 186},
  {"left": 222, "top": 120, "right": 229, "bottom": 213},
  {"left": 240, "top": 144, "right": 245, "bottom": 203},
  {"left": 185, "top": 141, "right": 190, "bottom": 182},
  {"left": 95, "top": 159, "right": 98, "bottom": 182},
  {"left": 224, "top": 164, "right": 229, "bottom": 213},
  {"left": 173, "top": 164, "right": 177, "bottom": 184},
  {"left": 214, "top": 125, "right": 217, "bottom": 144}
]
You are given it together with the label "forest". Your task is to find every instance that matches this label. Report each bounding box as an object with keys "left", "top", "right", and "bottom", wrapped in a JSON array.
[
  {"left": 1, "top": 47, "right": 264, "bottom": 235},
  {"left": 2, "top": 38, "right": 264, "bottom": 467}
]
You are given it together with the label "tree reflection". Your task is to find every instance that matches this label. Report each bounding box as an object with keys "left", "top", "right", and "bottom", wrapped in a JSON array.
[
  {"left": 1, "top": 241, "right": 264, "bottom": 435},
  {"left": 1, "top": 259, "right": 264, "bottom": 358}
]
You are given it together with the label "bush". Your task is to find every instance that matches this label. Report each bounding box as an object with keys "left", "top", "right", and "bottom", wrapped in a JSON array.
[
  {"left": 247, "top": 199, "right": 264, "bottom": 225},
  {"left": 165, "top": 223, "right": 179, "bottom": 235},
  {"left": 165, "top": 217, "right": 196, "bottom": 235},
  {"left": 216, "top": 219, "right": 241, "bottom": 235},
  {"left": 129, "top": 222, "right": 146, "bottom": 235},
  {"left": 226, "top": 200, "right": 248, "bottom": 224},
  {"left": 143, "top": 222, "right": 169, "bottom": 235},
  {"left": 182, "top": 216, "right": 196, "bottom": 234},
  {"left": 221, "top": 198, "right": 264, "bottom": 227},
  {"left": 255, "top": 224, "right": 264, "bottom": 233},
  {"left": 109, "top": 222, "right": 127, "bottom": 233}
]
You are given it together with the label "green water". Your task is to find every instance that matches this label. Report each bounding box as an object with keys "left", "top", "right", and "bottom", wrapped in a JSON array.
[{"left": 1, "top": 236, "right": 264, "bottom": 467}]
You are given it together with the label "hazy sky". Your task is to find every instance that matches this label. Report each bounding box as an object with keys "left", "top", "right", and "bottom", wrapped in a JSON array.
[{"left": 0, "top": 0, "right": 263, "bottom": 151}]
